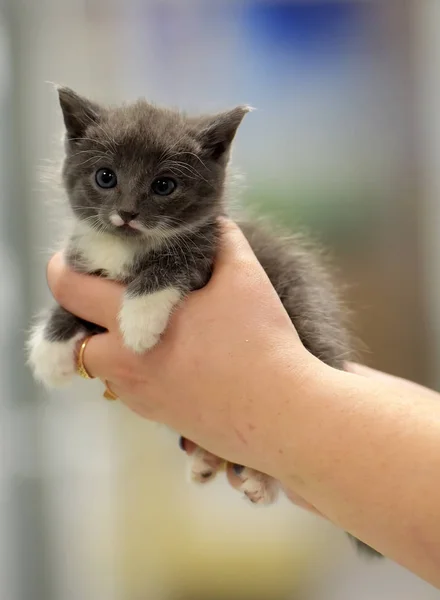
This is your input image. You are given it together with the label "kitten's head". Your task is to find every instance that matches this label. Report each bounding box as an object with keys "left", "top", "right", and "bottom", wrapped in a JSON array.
[{"left": 58, "top": 87, "right": 250, "bottom": 240}]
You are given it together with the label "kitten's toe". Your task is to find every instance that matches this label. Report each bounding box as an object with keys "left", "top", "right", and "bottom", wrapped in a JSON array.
[
  {"left": 190, "top": 448, "right": 224, "bottom": 484},
  {"left": 235, "top": 468, "right": 278, "bottom": 505},
  {"left": 121, "top": 326, "right": 159, "bottom": 354},
  {"left": 118, "top": 291, "right": 180, "bottom": 353},
  {"left": 27, "top": 325, "right": 82, "bottom": 388},
  {"left": 118, "top": 306, "right": 159, "bottom": 353}
]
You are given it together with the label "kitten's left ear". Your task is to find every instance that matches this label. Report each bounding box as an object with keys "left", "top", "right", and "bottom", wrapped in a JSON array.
[
  {"left": 197, "top": 106, "right": 252, "bottom": 161},
  {"left": 57, "top": 86, "right": 103, "bottom": 140}
]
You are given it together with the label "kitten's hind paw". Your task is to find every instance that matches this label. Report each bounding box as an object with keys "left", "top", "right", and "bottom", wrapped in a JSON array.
[
  {"left": 189, "top": 447, "right": 224, "bottom": 484},
  {"left": 27, "top": 324, "right": 82, "bottom": 388},
  {"left": 234, "top": 467, "right": 279, "bottom": 505}
]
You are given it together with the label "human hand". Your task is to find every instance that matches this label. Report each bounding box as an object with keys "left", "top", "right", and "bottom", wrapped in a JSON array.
[{"left": 46, "top": 220, "right": 326, "bottom": 480}]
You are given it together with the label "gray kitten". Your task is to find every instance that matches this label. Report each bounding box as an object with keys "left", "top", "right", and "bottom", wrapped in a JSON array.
[{"left": 27, "top": 87, "right": 381, "bottom": 558}]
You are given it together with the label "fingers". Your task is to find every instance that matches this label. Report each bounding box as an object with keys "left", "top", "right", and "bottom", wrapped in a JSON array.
[
  {"left": 78, "top": 332, "right": 126, "bottom": 380},
  {"left": 180, "top": 443, "right": 321, "bottom": 513},
  {"left": 226, "top": 463, "right": 244, "bottom": 490},
  {"left": 224, "top": 464, "right": 322, "bottom": 514},
  {"left": 47, "top": 253, "right": 124, "bottom": 329},
  {"left": 179, "top": 437, "right": 197, "bottom": 455}
]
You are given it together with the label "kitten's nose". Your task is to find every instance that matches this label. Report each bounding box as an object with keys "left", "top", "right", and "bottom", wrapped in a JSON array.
[{"left": 118, "top": 210, "right": 139, "bottom": 223}]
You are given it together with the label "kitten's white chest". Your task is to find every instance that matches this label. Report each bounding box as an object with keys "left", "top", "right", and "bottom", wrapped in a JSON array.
[{"left": 72, "top": 225, "right": 137, "bottom": 279}]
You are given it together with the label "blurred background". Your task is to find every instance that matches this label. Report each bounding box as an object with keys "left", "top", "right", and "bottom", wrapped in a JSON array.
[{"left": 1, "top": 0, "right": 440, "bottom": 598}]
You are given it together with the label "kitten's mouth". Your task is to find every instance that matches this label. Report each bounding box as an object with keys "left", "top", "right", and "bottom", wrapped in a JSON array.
[
  {"left": 108, "top": 215, "right": 144, "bottom": 236},
  {"left": 115, "top": 223, "right": 142, "bottom": 236}
]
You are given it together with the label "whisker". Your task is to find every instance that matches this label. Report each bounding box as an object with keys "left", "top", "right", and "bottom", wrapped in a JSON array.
[
  {"left": 75, "top": 155, "right": 110, "bottom": 168},
  {"left": 161, "top": 160, "right": 212, "bottom": 186},
  {"left": 157, "top": 132, "right": 191, "bottom": 163},
  {"left": 165, "top": 151, "right": 208, "bottom": 171}
]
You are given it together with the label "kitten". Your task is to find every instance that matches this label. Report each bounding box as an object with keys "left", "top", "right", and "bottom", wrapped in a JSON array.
[{"left": 27, "top": 87, "right": 381, "bottom": 558}]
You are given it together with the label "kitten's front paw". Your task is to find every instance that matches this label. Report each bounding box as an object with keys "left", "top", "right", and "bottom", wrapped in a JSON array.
[
  {"left": 27, "top": 324, "right": 82, "bottom": 388},
  {"left": 190, "top": 447, "right": 224, "bottom": 484},
  {"left": 234, "top": 467, "right": 279, "bottom": 505},
  {"left": 118, "top": 289, "right": 181, "bottom": 354}
]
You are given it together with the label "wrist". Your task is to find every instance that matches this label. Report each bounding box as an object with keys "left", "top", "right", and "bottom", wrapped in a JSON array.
[
  {"left": 273, "top": 356, "right": 338, "bottom": 484},
  {"left": 232, "top": 338, "right": 334, "bottom": 481}
]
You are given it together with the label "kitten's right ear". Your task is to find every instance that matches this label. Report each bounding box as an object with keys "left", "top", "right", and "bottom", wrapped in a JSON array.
[
  {"left": 57, "top": 87, "right": 102, "bottom": 140},
  {"left": 196, "top": 106, "right": 252, "bottom": 162}
]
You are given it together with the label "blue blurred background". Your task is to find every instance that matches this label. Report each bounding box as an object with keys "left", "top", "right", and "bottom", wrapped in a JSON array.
[{"left": 1, "top": 1, "right": 440, "bottom": 598}]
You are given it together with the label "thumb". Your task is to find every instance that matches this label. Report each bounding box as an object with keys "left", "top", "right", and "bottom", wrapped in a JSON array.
[
  {"left": 212, "top": 219, "right": 257, "bottom": 274},
  {"left": 207, "top": 219, "right": 267, "bottom": 293}
]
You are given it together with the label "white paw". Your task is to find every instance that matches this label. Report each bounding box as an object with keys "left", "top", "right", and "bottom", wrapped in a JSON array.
[
  {"left": 189, "top": 447, "right": 224, "bottom": 484},
  {"left": 27, "top": 324, "right": 83, "bottom": 388},
  {"left": 237, "top": 469, "right": 279, "bottom": 505},
  {"left": 118, "top": 288, "right": 181, "bottom": 354}
]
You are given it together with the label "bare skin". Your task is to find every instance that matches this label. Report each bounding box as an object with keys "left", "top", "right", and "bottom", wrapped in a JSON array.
[{"left": 46, "top": 221, "right": 440, "bottom": 588}]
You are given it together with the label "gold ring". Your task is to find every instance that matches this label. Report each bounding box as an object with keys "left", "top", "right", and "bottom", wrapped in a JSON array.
[
  {"left": 76, "top": 336, "right": 95, "bottom": 379},
  {"left": 103, "top": 381, "right": 118, "bottom": 401}
]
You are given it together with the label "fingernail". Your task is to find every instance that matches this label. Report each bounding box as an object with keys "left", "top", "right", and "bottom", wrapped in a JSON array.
[
  {"left": 233, "top": 464, "right": 245, "bottom": 475},
  {"left": 179, "top": 436, "right": 186, "bottom": 451}
]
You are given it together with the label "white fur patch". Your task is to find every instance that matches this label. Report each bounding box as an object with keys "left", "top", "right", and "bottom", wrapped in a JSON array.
[
  {"left": 237, "top": 469, "right": 279, "bottom": 505},
  {"left": 109, "top": 213, "right": 124, "bottom": 227},
  {"left": 27, "top": 322, "right": 84, "bottom": 388},
  {"left": 118, "top": 288, "right": 182, "bottom": 353},
  {"left": 73, "top": 222, "right": 138, "bottom": 279}
]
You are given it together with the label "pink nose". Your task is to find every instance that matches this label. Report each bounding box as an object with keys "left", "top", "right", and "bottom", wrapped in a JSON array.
[{"left": 118, "top": 210, "right": 139, "bottom": 223}]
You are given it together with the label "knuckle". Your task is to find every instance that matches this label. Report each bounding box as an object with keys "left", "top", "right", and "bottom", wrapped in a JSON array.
[
  {"left": 114, "top": 352, "right": 145, "bottom": 388},
  {"left": 49, "top": 273, "right": 66, "bottom": 305},
  {"left": 235, "top": 254, "right": 256, "bottom": 273},
  {"left": 219, "top": 218, "right": 239, "bottom": 235},
  {"left": 46, "top": 255, "right": 69, "bottom": 304}
]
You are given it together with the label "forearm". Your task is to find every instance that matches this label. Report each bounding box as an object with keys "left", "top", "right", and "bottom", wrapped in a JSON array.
[{"left": 272, "top": 362, "right": 440, "bottom": 586}]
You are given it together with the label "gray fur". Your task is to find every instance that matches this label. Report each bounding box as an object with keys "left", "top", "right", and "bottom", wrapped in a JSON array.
[{"left": 33, "top": 87, "right": 381, "bottom": 558}]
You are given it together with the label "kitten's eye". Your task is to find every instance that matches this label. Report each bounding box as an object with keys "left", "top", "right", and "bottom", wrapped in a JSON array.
[
  {"left": 95, "top": 168, "right": 117, "bottom": 189},
  {"left": 151, "top": 177, "right": 177, "bottom": 196}
]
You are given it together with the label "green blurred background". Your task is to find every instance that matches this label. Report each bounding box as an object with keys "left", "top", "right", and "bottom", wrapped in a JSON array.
[{"left": 1, "top": 1, "right": 440, "bottom": 599}]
